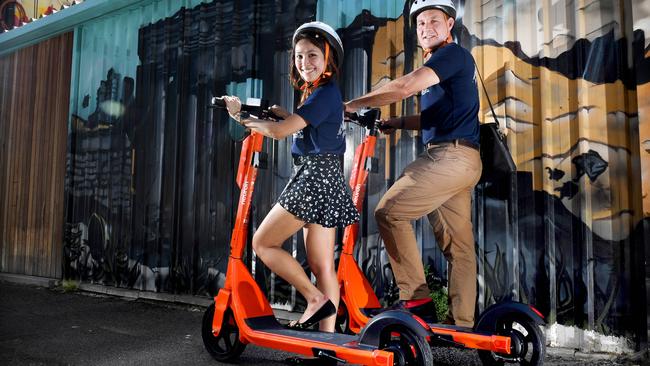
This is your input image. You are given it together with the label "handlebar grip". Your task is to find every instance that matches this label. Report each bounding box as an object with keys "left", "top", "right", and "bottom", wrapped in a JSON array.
[
  {"left": 344, "top": 111, "right": 359, "bottom": 121},
  {"left": 209, "top": 97, "right": 258, "bottom": 114},
  {"left": 210, "top": 97, "right": 226, "bottom": 108},
  {"left": 377, "top": 121, "right": 392, "bottom": 131}
]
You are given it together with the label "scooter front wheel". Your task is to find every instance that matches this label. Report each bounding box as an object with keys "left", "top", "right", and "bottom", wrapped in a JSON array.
[
  {"left": 378, "top": 326, "right": 433, "bottom": 366},
  {"left": 201, "top": 303, "right": 246, "bottom": 362},
  {"left": 477, "top": 315, "right": 545, "bottom": 365}
]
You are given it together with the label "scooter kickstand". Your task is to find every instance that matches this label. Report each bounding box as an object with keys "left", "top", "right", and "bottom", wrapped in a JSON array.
[{"left": 315, "top": 349, "right": 346, "bottom": 364}]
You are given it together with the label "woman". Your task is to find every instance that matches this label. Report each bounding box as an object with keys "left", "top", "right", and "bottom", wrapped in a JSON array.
[{"left": 222, "top": 21, "right": 358, "bottom": 332}]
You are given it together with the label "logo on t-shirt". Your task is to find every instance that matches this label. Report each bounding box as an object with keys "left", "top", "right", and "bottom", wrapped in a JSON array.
[
  {"left": 421, "top": 87, "right": 430, "bottom": 96},
  {"left": 336, "top": 121, "right": 345, "bottom": 138},
  {"left": 336, "top": 110, "right": 346, "bottom": 138},
  {"left": 293, "top": 129, "right": 304, "bottom": 139}
]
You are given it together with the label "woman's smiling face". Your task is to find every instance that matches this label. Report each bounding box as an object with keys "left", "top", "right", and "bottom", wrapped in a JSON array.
[{"left": 294, "top": 38, "right": 326, "bottom": 83}]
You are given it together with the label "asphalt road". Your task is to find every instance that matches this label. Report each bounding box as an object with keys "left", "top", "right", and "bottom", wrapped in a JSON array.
[
  {"left": 0, "top": 281, "right": 633, "bottom": 365},
  {"left": 0, "top": 281, "right": 292, "bottom": 365}
]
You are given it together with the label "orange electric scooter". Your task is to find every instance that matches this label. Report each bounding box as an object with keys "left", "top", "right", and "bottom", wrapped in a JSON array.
[
  {"left": 201, "top": 98, "right": 434, "bottom": 366},
  {"left": 337, "top": 109, "right": 547, "bottom": 365}
]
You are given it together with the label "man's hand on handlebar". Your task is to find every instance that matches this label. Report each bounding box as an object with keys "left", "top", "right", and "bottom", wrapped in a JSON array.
[
  {"left": 377, "top": 119, "right": 397, "bottom": 135},
  {"left": 344, "top": 101, "right": 358, "bottom": 114}
]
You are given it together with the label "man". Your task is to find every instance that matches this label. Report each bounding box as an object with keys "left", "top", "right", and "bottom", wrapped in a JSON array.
[{"left": 345, "top": 0, "right": 481, "bottom": 327}]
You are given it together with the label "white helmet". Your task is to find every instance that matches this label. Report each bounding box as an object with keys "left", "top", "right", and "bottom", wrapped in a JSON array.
[
  {"left": 410, "top": 0, "right": 456, "bottom": 22},
  {"left": 292, "top": 21, "right": 344, "bottom": 69}
]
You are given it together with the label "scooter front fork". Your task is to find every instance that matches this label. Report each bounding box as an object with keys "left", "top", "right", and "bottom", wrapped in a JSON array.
[{"left": 211, "top": 289, "right": 232, "bottom": 337}]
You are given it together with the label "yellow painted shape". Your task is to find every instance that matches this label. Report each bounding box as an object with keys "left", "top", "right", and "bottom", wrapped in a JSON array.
[
  {"left": 638, "top": 82, "right": 650, "bottom": 217},
  {"left": 370, "top": 15, "right": 405, "bottom": 120}
]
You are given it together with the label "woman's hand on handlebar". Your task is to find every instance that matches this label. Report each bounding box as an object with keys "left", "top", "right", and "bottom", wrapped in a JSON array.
[
  {"left": 269, "top": 105, "right": 290, "bottom": 119},
  {"left": 222, "top": 95, "right": 243, "bottom": 123}
]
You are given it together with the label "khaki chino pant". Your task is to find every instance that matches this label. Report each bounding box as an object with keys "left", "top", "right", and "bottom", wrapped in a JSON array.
[{"left": 375, "top": 142, "right": 482, "bottom": 327}]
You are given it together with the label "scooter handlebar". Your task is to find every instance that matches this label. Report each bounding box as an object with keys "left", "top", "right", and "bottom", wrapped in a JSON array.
[
  {"left": 209, "top": 97, "right": 283, "bottom": 121},
  {"left": 345, "top": 108, "right": 391, "bottom": 131}
]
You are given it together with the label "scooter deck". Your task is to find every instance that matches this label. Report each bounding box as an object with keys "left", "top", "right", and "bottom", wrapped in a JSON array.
[
  {"left": 426, "top": 322, "right": 511, "bottom": 353},
  {"left": 360, "top": 307, "right": 511, "bottom": 353},
  {"left": 242, "top": 315, "right": 395, "bottom": 366},
  {"left": 245, "top": 315, "right": 367, "bottom": 347}
]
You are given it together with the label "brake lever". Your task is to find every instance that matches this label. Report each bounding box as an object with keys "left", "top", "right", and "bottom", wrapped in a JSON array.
[{"left": 260, "top": 109, "right": 284, "bottom": 121}]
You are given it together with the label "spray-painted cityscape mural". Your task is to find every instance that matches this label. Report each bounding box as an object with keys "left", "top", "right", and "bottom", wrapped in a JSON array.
[{"left": 63, "top": 0, "right": 650, "bottom": 346}]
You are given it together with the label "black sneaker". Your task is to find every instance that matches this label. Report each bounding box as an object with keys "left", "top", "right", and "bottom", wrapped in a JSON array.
[{"left": 389, "top": 298, "right": 438, "bottom": 323}]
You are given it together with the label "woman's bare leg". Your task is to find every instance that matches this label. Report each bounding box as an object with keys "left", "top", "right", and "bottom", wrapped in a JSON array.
[
  {"left": 252, "top": 204, "right": 329, "bottom": 324},
  {"left": 303, "top": 224, "right": 338, "bottom": 332}
]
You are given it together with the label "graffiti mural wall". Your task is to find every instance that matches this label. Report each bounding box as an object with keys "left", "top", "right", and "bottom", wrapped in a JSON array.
[
  {"left": 461, "top": 0, "right": 650, "bottom": 341},
  {"left": 62, "top": 0, "right": 650, "bottom": 346}
]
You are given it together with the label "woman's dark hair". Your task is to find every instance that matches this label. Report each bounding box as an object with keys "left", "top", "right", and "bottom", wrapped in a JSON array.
[{"left": 289, "top": 31, "right": 340, "bottom": 90}]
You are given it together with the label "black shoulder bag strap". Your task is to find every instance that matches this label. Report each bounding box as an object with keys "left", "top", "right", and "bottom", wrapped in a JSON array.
[
  {"left": 472, "top": 57, "right": 517, "bottom": 183},
  {"left": 473, "top": 58, "right": 501, "bottom": 135}
]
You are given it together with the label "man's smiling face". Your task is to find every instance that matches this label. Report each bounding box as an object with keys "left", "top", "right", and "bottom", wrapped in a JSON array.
[{"left": 416, "top": 9, "right": 454, "bottom": 50}]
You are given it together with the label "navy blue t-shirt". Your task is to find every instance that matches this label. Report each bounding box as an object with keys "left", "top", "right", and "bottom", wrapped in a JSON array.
[
  {"left": 421, "top": 43, "right": 480, "bottom": 147},
  {"left": 293, "top": 81, "right": 346, "bottom": 156}
]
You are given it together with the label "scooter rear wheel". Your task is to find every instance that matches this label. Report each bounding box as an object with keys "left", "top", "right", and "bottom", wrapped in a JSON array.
[
  {"left": 477, "top": 315, "right": 545, "bottom": 365},
  {"left": 201, "top": 304, "right": 246, "bottom": 362},
  {"left": 378, "top": 326, "right": 433, "bottom": 366}
]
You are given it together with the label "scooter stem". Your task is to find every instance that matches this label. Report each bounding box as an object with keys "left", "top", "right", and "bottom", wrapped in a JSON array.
[{"left": 231, "top": 132, "right": 264, "bottom": 259}]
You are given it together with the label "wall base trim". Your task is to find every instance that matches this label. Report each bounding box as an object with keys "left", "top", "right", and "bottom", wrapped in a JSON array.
[{"left": 546, "top": 323, "right": 634, "bottom": 354}]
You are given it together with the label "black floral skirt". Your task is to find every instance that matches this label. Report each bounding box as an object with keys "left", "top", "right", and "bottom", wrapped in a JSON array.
[{"left": 278, "top": 154, "right": 360, "bottom": 228}]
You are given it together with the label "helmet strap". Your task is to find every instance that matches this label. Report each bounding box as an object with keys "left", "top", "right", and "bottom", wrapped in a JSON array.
[
  {"left": 423, "top": 47, "right": 433, "bottom": 60},
  {"left": 300, "top": 41, "right": 332, "bottom": 103},
  {"left": 422, "top": 37, "right": 451, "bottom": 60}
]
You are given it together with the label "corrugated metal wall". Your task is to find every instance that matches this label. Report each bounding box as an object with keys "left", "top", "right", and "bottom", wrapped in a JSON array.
[
  {"left": 0, "top": 31, "right": 73, "bottom": 278},
  {"left": 64, "top": 0, "right": 319, "bottom": 302}
]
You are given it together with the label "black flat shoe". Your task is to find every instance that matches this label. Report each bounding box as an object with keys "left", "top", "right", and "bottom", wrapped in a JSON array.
[{"left": 286, "top": 300, "right": 336, "bottom": 330}]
